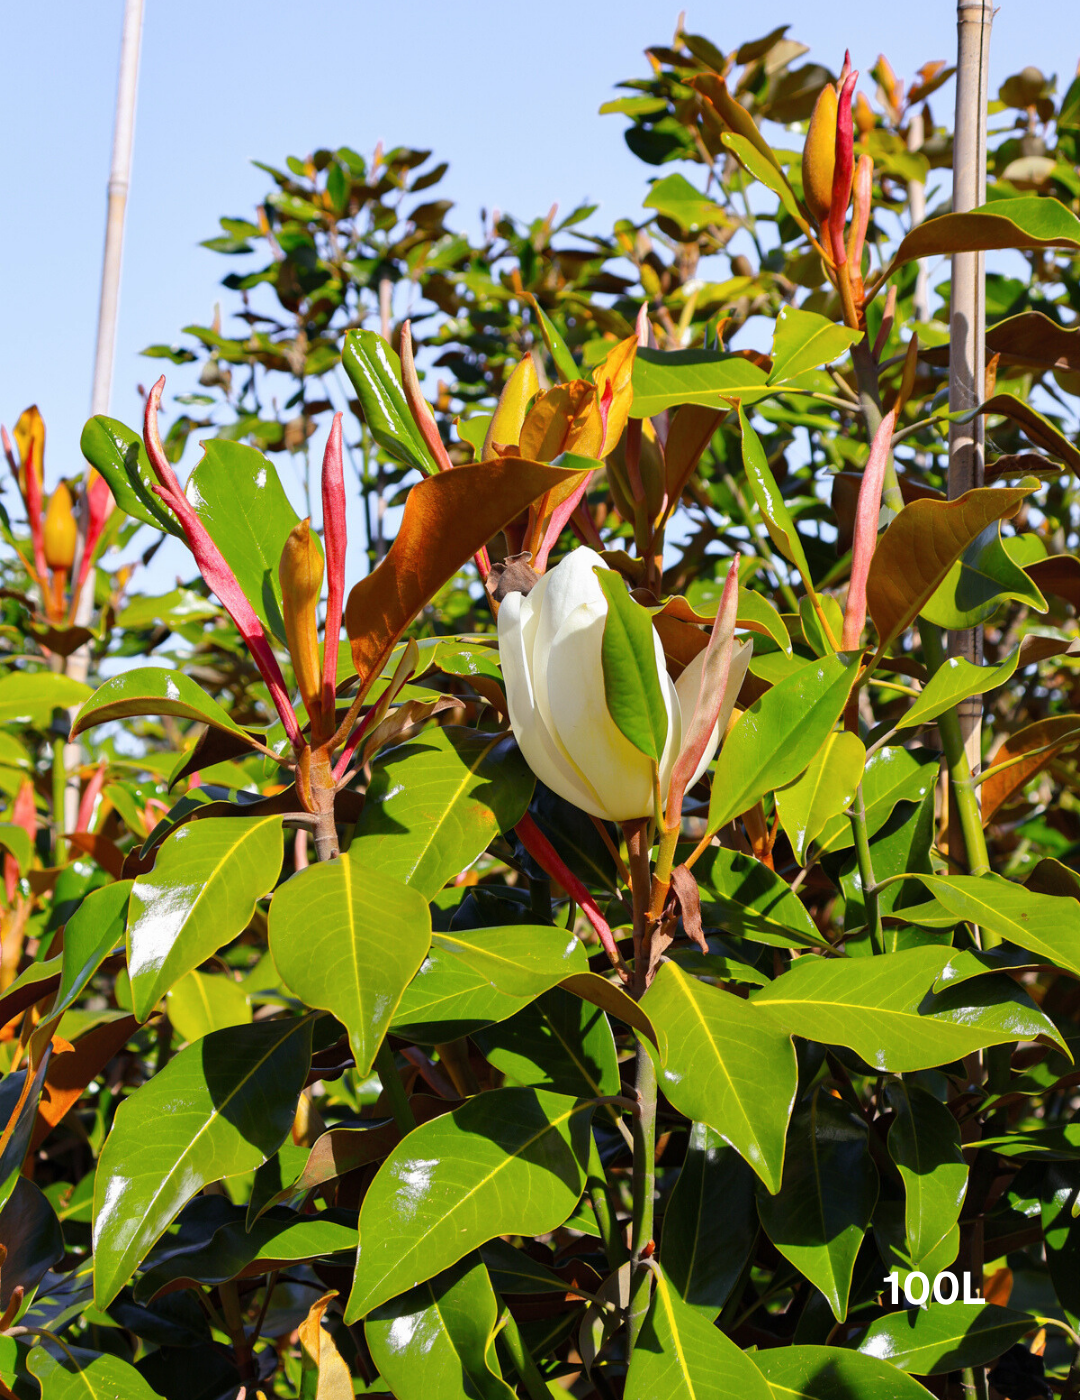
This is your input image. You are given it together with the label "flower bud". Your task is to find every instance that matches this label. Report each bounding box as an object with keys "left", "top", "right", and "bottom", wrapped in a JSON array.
[
  {"left": 482, "top": 353, "right": 540, "bottom": 459},
  {"left": 498, "top": 547, "right": 750, "bottom": 822},
  {"left": 802, "top": 83, "right": 838, "bottom": 227},
  {"left": 43, "top": 481, "right": 77, "bottom": 571},
  {"left": 279, "top": 519, "right": 326, "bottom": 735}
]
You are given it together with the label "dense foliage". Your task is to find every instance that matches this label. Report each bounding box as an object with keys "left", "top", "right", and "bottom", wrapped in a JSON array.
[{"left": 6, "top": 17, "right": 1080, "bottom": 1399}]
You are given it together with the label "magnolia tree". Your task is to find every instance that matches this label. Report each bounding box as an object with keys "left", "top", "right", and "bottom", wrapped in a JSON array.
[{"left": 6, "top": 17, "right": 1080, "bottom": 1400}]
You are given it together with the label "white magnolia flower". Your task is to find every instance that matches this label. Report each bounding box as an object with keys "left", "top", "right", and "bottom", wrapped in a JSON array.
[{"left": 498, "top": 547, "right": 750, "bottom": 822}]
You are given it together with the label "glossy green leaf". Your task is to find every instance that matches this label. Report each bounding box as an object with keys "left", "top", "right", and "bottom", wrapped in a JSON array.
[
  {"left": 625, "top": 1264, "right": 773, "bottom": 1400},
  {"left": 858, "top": 1301, "right": 1035, "bottom": 1375},
  {"left": 752, "top": 945, "right": 1065, "bottom": 1071},
  {"left": 92, "top": 1015, "right": 312, "bottom": 1306},
  {"left": 695, "top": 846, "right": 830, "bottom": 950},
  {"left": 659, "top": 1122, "right": 757, "bottom": 1316},
  {"left": 739, "top": 405, "right": 811, "bottom": 578},
  {"left": 885, "top": 1081, "right": 967, "bottom": 1264},
  {"left": 127, "top": 814, "right": 283, "bottom": 1019},
  {"left": 889, "top": 196, "right": 1080, "bottom": 271},
  {"left": 71, "top": 666, "right": 253, "bottom": 740},
  {"left": 643, "top": 172, "right": 728, "bottom": 234},
  {"left": 135, "top": 1208, "right": 357, "bottom": 1301},
  {"left": 188, "top": 438, "right": 305, "bottom": 644},
  {"left": 80, "top": 414, "right": 182, "bottom": 536},
  {"left": 757, "top": 1091, "right": 878, "bottom": 1321},
  {"left": 473, "top": 986, "right": 619, "bottom": 1098},
  {"left": 561, "top": 970, "right": 661, "bottom": 1048},
  {"left": 345, "top": 1088, "right": 593, "bottom": 1320},
  {"left": 918, "top": 872, "right": 1080, "bottom": 975},
  {"left": 841, "top": 787, "right": 937, "bottom": 940},
  {"left": 53, "top": 880, "right": 131, "bottom": 1017},
  {"left": 392, "top": 924, "right": 587, "bottom": 1042},
  {"left": 525, "top": 294, "right": 579, "bottom": 383},
  {"left": 0, "top": 670, "right": 92, "bottom": 726},
  {"left": 707, "top": 652, "right": 860, "bottom": 832},
  {"left": 813, "top": 746, "right": 939, "bottom": 857},
  {"left": 898, "top": 648, "right": 1021, "bottom": 729},
  {"left": 775, "top": 731, "right": 865, "bottom": 864},
  {"left": 920, "top": 525, "right": 1046, "bottom": 630},
  {"left": 595, "top": 569, "right": 669, "bottom": 761},
  {"left": 631, "top": 348, "right": 771, "bottom": 417},
  {"left": 0, "top": 822, "right": 31, "bottom": 873},
  {"left": 166, "top": 970, "right": 251, "bottom": 1042},
  {"left": 349, "top": 727, "right": 534, "bottom": 899},
  {"left": 1040, "top": 1164, "right": 1080, "bottom": 1315},
  {"left": 366, "top": 1254, "right": 515, "bottom": 1400},
  {"left": 342, "top": 328, "right": 442, "bottom": 476},
  {"left": 28, "top": 1345, "right": 166, "bottom": 1400},
  {"left": 641, "top": 962, "right": 796, "bottom": 1192},
  {"left": 768, "top": 305, "right": 862, "bottom": 385},
  {"left": 722, "top": 133, "right": 806, "bottom": 229},
  {"left": 755, "top": 1345, "right": 933, "bottom": 1399},
  {"left": 270, "top": 852, "right": 430, "bottom": 1075}
]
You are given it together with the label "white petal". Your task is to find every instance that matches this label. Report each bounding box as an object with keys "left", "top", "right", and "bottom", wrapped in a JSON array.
[{"left": 498, "top": 588, "right": 605, "bottom": 816}]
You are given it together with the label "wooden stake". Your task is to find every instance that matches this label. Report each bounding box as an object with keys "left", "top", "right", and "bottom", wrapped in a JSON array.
[{"left": 948, "top": 1, "right": 993, "bottom": 781}]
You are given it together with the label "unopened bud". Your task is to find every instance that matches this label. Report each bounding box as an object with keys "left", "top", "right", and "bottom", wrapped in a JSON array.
[
  {"left": 802, "top": 84, "right": 838, "bottom": 227},
  {"left": 854, "top": 92, "right": 876, "bottom": 138},
  {"left": 279, "top": 519, "right": 326, "bottom": 736},
  {"left": 43, "top": 481, "right": 77, "bottom": 571},
  {"left": 482, "top": 353, "right": 540, "bottom": 459}
]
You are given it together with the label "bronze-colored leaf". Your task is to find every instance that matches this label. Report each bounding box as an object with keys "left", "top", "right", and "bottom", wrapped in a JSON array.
[{"left": 982, "top": 715, "right": 1080, "bottom": 825}]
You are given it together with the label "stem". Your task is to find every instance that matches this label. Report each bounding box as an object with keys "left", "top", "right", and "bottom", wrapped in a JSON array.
[
  {"left": 851, "top": 337, "right": 903, "bottom": 514},
  {"left": 375, "top": 1041, "right": 417, "bottom": 1134},
  {"left": 218, "top": 1280, "right": 255, "bottom": 1384},
  {"left": 587, "top": 1132, "right": 629, "bottom": 1269},
  {"left": 849, "top": 784, "right": 883, "bottom": 953},
  {"left": 51, "top": 738, "right": 66, "bottom": 864},
  {"left": 497, "top": 1309, "right": 551, "bottom": 1400},
  {"left": 626, "top": 1040, "right": 657, "bottom": 1358},
  {"left": 624, "top": 821, "right": 652, "bottom": 997}
]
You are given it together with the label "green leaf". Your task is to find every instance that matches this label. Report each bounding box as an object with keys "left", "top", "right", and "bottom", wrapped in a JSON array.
[
  {"left": 752, "top": 945, "right": 1065, "bottom": 1071},
  {"left": 898, "top": 648, "right": 1021, "bottom": 729},
  {"left": 721, "top": 133, "right": 806, "bottom": 230},
  {"left": 392, "top": 924, "right": 588, "bottom": 1042},
  {"left": 775, "top": 731, "right": 865, "bottom": 864},
  {"left": 695, "top": 846, "right": 830, "bottom": 950},
  {"left": 135, "top": 1208, "right": 357, "bottom": 1301},
  {"left": 885, "top": 1081, "right": 968, "bottom": 1264},
  {"left": 366, "top": 1254, "right": 516, "bottom": 1400},
  {"left": 813, "top": 746, "right": 939, "bottom": 857},
  {"left": 918, "top": 872, "right": 1080, "bottom": 975},
  {"left": 755, "top": 1345, "right": 934, "bottom": 1399},
  {"left": 71, "top": 666, "right": 254, "bottom": 740},
  {"left": 127, "top": 815, "right": 284, "bottom": 1019},
  {"left": 1040, "top": 1165, "right": 1080, "bottom": 1315},
  {"left": 757, "top": 1091, "right": 878, "bottom": 1321},
  {"left": 739, "top": 405, "right": 811, "bottom": 578},
  {"left": 625, "top": 1264, "right": 773, "bottom": 1400},
  {"left": 889, "top": 196, "right": 1080, "bottom": 273},
  {"left": 349, "top": 728, "right": 534, "bottom": 900},
  {"left": 166, "top": 970, "right": 251, "bottom": 1042},
  {"left": 768, "top": 305, "right": 862, "bottom": 385},
  {"left": 643, "top": 172, "right": 728, "bottom": 234},
  {"left": 659, "top": 1122, "right": 757, "bottom": 1316},
  {"left": 524, "top": 295, "right": 579, "bottom": 383},
  {"left": 0, "top": 670, "right": 92, "bottom": 726},
  {"left": 80, "top": 414, "right": 182, "bottom": 536},
  {"left": 0, "top": 823, "right": 31, "bottom": 874},
  {"left": 28, "top": 1346, "right": 166, "bottom": 1400},
  {"left": 920, "top": 525, "right": 1046, "bottom": 630},
  {"left": 269, "top": 852, "right": 430, "bottom": 1077},
  {"left": 345, "top": 1088, "right": 593, "bottom": 1320},
  {"left": 858, "top": 1301, "right": 1035, "bottom": 1375},
  {"left": 187, "top": 439, "right": 305, "bottom": 644},
  {"left": 473, "top": 986, "right": 619, "bottom": 1098},
  {"left": 342, "top": 328, "right": 442, "bottom": 476},
  {"left": 53, "top": 880, "right": 131, "bottom": 1017},
  {"left": 594, "top": 569, "right": 669, "bottom": 762},
  {"left": 707, "top": 652, "right": 860, "bottom": 833},
  {"left": 631, "top": 349, "right": 771, "bottom": 417},
  {"left": 92, "top": 1015, "right": 313, "bottom": 1306},
  {"left": 0, "top": 1176, "right": 64, "bottom": 1310},
  {"left": 641, "top": 962, "right": 796, "bottom": 1192}
]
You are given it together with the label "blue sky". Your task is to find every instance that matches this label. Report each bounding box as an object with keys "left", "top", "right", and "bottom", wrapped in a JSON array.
[{"left": 1, "top": 0, "right": 1073, "bottom": 502}]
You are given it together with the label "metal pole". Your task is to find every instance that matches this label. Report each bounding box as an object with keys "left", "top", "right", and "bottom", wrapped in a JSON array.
[
  {"left": 90, "top": 0, "right": 145, "bottom": 418},
  {"left": 948, "top": 0, "right": 993, "bottom": 776}
]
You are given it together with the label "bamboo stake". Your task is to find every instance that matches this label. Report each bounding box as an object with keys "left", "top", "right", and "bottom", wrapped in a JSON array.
[{"left": 948, "top": 1, "right": 993, "bottom": 783}]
